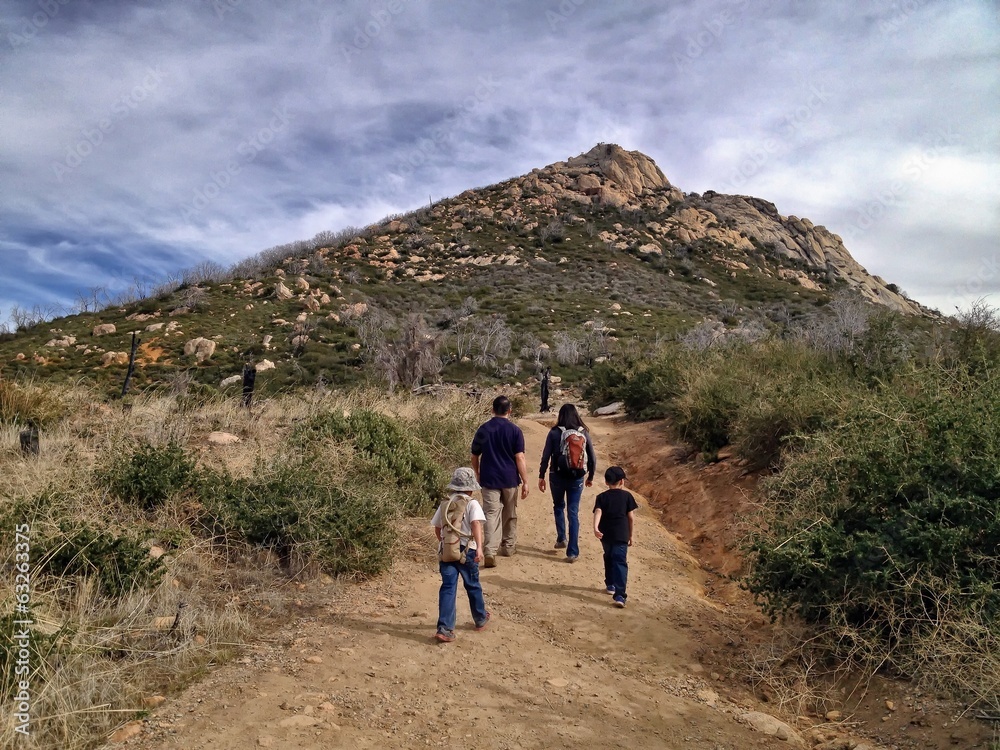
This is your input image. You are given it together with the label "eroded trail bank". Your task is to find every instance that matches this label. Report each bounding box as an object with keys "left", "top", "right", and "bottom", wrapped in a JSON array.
[{"left": 120, "top": 416, "right": 815, "bottom": 749}]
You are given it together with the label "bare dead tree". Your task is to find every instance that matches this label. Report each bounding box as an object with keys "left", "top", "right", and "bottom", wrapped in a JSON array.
[
  {"left": 352, "top": 306, "right": 394, "bottom": 363},
  {"left": 182, "top": 260, "right": 229, "bottom": 286},
  {"left": 375, "top": 314, "right": 442, "bottom": 392},
  {"left": 470, "top": 314, "right": 513, "bottom": 372},
  {"left": 553, "top": 331, "right": 581, "bottom": 366},
  {"left": 519, "top": 333, "right": 549, "bottom": 370}
]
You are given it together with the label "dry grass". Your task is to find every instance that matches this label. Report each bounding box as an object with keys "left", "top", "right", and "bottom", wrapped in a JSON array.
[{"left": 0, "top": 383, "right": 480, "bottom": 749}]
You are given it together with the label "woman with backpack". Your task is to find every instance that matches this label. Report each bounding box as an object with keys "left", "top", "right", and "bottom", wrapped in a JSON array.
[{"left": 538, "top": 404, "right": 596, "bottom": 562}]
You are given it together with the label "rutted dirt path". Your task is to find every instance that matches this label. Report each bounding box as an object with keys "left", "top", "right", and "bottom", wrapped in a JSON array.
[{"left": 121, "top": 416, "right": 834, "bottom": 749}]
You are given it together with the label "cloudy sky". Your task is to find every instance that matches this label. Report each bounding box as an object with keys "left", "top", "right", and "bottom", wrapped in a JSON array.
[{"left": 1, "top": 0, "right": 997, "bottom": 325}]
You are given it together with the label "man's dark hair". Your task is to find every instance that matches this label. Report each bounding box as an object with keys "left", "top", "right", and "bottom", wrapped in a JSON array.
[{"left": 492, "top": 395, "right": 511, "bottom": 415}]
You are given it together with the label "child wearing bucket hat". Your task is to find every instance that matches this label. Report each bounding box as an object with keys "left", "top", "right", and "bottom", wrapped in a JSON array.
[{"left": 430, "top": 467, "right": 491, "bottom": 642}]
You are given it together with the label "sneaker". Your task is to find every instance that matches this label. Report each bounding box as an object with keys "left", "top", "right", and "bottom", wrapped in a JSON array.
[
  {"left": 484, "top": 555, "right": 496, "bottom": 568},
  {"left": 566, "top": 555, "right": 578, "bottom": 563},
  {"left": 474, "top": 612, "right": 491, "bottom": 631},
  {"left": 554, "top": 540, "right": 567, "bottom": 549},
  {"left": 435, "top": 629, "right": 456, "bottom": 642},
  {"left": 613, "top": 597, "right": 626, "bottom": 608},
  {"left": 605, "top": 586, "right": 616, "bottom": 595}
]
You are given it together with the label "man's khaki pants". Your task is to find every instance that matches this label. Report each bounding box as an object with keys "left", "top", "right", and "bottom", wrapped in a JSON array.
[{"left": 481, "top": 486, "right": 519, "bottom": 556}]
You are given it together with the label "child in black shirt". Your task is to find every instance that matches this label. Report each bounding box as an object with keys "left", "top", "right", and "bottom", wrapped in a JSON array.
[{"left": 592, "top": 466, "right": 638, "bottom": 608}]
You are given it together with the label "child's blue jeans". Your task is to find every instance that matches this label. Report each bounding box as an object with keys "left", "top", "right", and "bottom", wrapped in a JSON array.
[
  {"left": 602, "top": 540, "right": 629, "bottom": 601},
  {"left": 437, "top": 546, "right": 488, "bottom": 633}
]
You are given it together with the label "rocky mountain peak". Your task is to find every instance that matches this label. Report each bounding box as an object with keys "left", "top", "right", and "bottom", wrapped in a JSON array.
[{"left": 563, "top": 143, "right": 671, "bottom": 196}]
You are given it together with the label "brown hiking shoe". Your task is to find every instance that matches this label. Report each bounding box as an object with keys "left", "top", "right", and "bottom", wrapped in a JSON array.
[{"left": 484, "top": 555, "right": 496, "bottom": 568}]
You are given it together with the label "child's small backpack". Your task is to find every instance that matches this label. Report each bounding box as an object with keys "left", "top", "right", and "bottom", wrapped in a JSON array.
[
  {"left": 557, "top": 427, "right": 588, "bottom": 478},
  {"left": 438, "top": 494, "right": 470, "bottom": 563}
]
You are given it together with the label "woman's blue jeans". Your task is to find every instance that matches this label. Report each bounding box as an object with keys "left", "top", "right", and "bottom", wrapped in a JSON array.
[{"left": 549, "top": 473, "right": 585, "bottom": 558}]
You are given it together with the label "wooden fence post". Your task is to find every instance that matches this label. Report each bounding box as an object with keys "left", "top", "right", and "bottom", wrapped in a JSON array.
[
  {"left": 121, "top": 331, "right": 141, "bottom": 398},
  {"left": 241, "top": 363, "right": 257, "bottom": 408}
]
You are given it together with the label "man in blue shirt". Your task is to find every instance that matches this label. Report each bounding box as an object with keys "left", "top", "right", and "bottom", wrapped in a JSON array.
[{"left": 470, "top": 395, "right": 530, "bottom": 568}]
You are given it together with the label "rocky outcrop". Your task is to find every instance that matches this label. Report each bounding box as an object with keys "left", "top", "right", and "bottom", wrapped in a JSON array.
[
  {"left": 101, "top": 351, "right": 129, "bottom": 366},
  {"left": 563, "top": 143, "right": 672, "bottom": 197},
  {"left": 699, "top": 192, "right": 920, "bottom": 314},
  {"left": 183, "top": 337, "right": 216, "bottom": 362},
  {"left": 519, "top": 143, "right": 684, "bottom": 210},
  {"left": 92, "top": 324, "right": 116, "bottom": 336}
]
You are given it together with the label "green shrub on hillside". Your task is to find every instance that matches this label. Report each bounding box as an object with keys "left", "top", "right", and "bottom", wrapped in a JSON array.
[
  {"left": 588, "top": 341, "right": 849, "bottom": 465},
  {"left": 614, "top": 353, "right": 684, "bottom": 420},
  {"left": 198, "top": 460, "right": 397, "bottom": 577},
  {"left": 35, "top": 522, "right": 165, "bottom": 597},
  {"left": 100, "top": 440, "right": 195, "bottom": 510},
  {"left": 404, "top": 406, "right": 478, "bottom": 468},
  {"left": 293, "top": 409, "right": 446, "bottom": 514},
  {"left": 746, "top": 365, "right": 1000, "bottom": 698}
]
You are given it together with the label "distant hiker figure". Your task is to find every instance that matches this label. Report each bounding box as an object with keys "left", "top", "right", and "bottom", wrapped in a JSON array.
[
  {"left": 470, "top": 395, "right": 530, "bottom": 568},
  {"left": 431, "top": 467, "right": 490, "bottom": 643},
  {"left": 593, "top": 466, "right": 638, "bottom": 608},
  {"left": 540, "top": 368, "right": 550, "bottom": 413},
  {"left": 538, "top": 403, "right": 596, "bottom": 562}
]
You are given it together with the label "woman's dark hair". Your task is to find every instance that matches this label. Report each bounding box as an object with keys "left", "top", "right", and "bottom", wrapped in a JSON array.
[{"left": 556, "top": 403, "right": 587, "bottom": 432}]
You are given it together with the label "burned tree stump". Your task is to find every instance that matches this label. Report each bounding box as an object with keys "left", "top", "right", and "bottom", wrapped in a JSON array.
[
  {"left": 242, "top": 363, "right": 257, "bottom": 408},
  {"left": 19, "top": 423, "right": 39, "bottom": 456}
]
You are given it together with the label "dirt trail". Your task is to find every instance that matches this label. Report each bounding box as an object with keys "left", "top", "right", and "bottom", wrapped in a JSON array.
[{"left": 125, "top": 416, "right": 815, "bottom": 749}]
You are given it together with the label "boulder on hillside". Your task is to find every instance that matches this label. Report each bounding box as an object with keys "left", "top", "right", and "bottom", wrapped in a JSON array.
[
  {"left": 183, "top": 337, "right": 216, "bottom": 362},
  {"left": 101, "top": 351, "right": 129, "bottom": 366},
  {"left": 145, "top": 322, "right": 165, "bottom": 332},
  {"left": 295, "top": 277, "right": 309, "bottom": 291},
  {"left": 92, "top": 323, "right": 116, "bottom": 336},
  {"left": 738, "top": 712, "right": 805, "bottom": 746},
  {"left": 595, "top": 402, "right": 624, "bottom": 416},
  {"left": 274, "top": 281, "right": 293, "bottom": 300},
  {"left": 256, "top": 359, "right": 276, "bottom": 371},
  {"left": 45, "top": 335, "right": 76, "bottom": 347},
  {"left": 208, "top": 431, "right": 240, "bottom": 445},
  {"left": 220, "top": 375, "right": 242, "bottom": 388}
]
